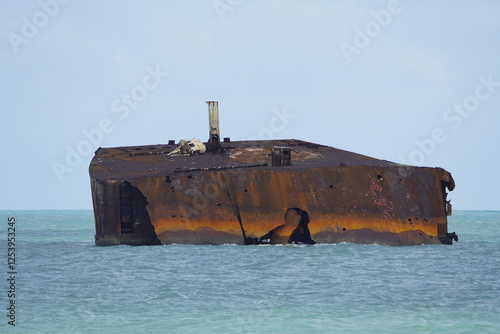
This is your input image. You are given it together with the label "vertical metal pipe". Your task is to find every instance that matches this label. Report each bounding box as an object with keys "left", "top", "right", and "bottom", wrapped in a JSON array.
[{"left": 207, "top": 101, "right": 221, "bottom": 151}]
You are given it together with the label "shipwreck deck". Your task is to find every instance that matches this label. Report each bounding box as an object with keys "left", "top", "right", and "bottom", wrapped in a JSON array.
[{"left": 90, "top": 139, "right": 397, "bottom": 180}]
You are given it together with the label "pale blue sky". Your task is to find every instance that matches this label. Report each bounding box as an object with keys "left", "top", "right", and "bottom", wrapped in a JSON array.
[{"left": 1, "top": 0, "right": 499, "bottom": 210}]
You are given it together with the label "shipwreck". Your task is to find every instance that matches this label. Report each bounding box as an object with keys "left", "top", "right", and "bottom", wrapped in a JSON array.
[{"left": 90, "top": 101, "right": 457, "bottom": 246}]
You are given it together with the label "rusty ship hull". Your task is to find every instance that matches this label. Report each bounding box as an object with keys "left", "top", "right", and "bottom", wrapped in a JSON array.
[{"left": 90, "top": 138, "right": 456, "bottom": 247}]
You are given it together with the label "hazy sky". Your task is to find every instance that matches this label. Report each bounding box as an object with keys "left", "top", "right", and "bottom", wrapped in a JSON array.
[{"left": 1, "top": 0, "right": 499, "bottom": 210}]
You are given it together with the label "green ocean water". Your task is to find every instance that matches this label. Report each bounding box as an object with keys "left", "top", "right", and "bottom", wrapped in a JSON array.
[{"left": 0, "top": 210, "right": 499, "bottom": 333}]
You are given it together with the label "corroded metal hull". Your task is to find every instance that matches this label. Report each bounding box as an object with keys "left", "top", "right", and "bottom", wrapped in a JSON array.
[{"left": 90, "top": 139, "right": 456, "bottom": 246}]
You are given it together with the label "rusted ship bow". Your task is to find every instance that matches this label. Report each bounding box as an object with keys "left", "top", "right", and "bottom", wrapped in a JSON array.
[{"left": 90, "top": 102, "right": 457, "bottom": 246}]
